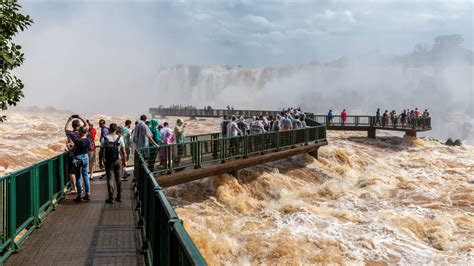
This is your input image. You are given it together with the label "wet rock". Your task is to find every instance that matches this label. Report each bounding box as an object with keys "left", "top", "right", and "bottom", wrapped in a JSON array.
[
  {"left": 454, "top": 139, "right": 462, "bottom": 146},
  {"left": 445, "top": 138, "right": 454, "bottom": 146}
]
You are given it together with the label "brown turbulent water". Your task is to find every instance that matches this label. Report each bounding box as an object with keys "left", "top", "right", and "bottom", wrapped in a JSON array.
[{"left": 1, "top": 113, "right": 473, "bottom": 265}]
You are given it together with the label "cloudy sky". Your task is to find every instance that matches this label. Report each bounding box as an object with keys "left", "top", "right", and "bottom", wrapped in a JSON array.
[{"left": 19, "top": 0, "right": 473, "bottom": 67}]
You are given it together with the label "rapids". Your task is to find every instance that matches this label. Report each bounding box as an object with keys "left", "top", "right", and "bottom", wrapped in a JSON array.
[
  {"left": 0, "top": 112, "right": 473, "bottom": 264},
  {"left": 168, "top": 132, "right": 474, "bottom": 264}
]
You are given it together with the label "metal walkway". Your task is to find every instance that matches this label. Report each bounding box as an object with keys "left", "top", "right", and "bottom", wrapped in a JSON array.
[
  {"left": 149, "top": 107, "right": 432, "bottom": 138},
  {"left": 5, "top": 179, "right": 145, "bottom": 266}
]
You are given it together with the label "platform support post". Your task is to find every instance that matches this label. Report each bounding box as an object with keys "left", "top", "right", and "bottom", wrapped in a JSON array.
[
  {"left": 405, "top": 130, "right": 417, "bottom": 137},
  {"left": 368, "top": 128, "right": 376, "bottom": 139}
]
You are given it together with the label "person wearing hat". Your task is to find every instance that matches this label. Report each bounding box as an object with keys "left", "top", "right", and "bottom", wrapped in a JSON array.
[{"left": 174, "top": 118, "right": 186, "bottom": 166}]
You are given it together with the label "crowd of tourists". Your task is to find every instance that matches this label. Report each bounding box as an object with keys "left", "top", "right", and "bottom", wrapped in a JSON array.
[
  {"left": 375, "top": 108, "right": 430, "bottom": 128},
  {"left": 326, "top": 108, "right": 430, "bottom": 128},
  {"left": 220, "top": 107, "right": 308, "bottom": 138},
  {"left": 64, "top": 114, "right": 182, "bottom": 204}
]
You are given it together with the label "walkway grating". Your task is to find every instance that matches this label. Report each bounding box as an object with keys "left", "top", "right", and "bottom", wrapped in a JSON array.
[{"left": 6, "top": 178, "right": 145, "bottom": 266}]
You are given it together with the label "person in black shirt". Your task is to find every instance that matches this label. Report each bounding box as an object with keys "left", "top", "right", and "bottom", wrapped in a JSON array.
[{"left": 73, "top": 127, "right": 91, "bottom": 202}]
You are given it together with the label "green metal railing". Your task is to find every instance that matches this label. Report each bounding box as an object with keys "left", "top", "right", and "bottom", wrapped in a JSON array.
[
  {"left": 149, "top": 107, "right": 287, "bottom": 118},
  {"left": 135, "top": 120, "right": 326, "bottom": 265},
  {"left": 134, "top": 150, "right": 207, "bottom": 266},
  {"left": 0, "top": 153, "right": 69, "bottom": 263},
  {"left": 140, "top": 122, "right": 326, "bottom": 175},
  {"left": 307, "top": 114, "right": 431, "bottom": 129}
]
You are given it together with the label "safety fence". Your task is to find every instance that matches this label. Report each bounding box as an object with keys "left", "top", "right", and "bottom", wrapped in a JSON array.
[
  {"left": 134, "top": 151, "right": 207, "bottom": 266},
  {"left": 140, "top": 123, "right": 327, "bottom": 175},
  {"left": 150, "top": 107, "right": 285, "bottom": 118},
  {"left": 307, "top": 115, "right": 431, "bottom": 130},
  {"left": 0, "top": 153, "right": 70, "bottom": 263}
]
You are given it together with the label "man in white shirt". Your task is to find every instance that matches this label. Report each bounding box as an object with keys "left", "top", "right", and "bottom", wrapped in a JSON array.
[{"left": 226, "top": 116, "right": 242, "bottom": 156}]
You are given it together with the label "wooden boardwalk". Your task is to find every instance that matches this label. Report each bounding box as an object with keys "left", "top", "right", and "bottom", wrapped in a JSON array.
[{"left": 6, "top": 178, "right": 145, "bottom": 266}]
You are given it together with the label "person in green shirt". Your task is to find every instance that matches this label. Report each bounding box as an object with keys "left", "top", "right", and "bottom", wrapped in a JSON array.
[
  {"left": 148, "top": 119, "right": 161, "bottom": 171},
  {"left": 149, "top": 119, "right": 162, "bottom": 144}
]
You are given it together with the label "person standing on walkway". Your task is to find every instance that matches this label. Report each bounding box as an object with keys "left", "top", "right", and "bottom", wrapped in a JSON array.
[
  {"left": 174, "top": 118, "right": 186, "bottom": 166},
  {"left": 341, "top": 109, "right": 347, "bottom": 126},
  {"left": 73, "top": 126, "right": 91, "bottom": 202},
  {"left": 86, "top": 120, "right": 97, "bottom": 180},
  {"left": 121, "top": 120, "right": 132, "bottom": 180},
  {"left": 98, "top": 119, "right": 109, "bottom": 179},
  {"left": 237, "top": 116, "right": 249, "bottom": 135},
  {"left": 327, "top": 110, "right": 334, "bottom": 125},
  {"left": 133, "top": 115, "right": 160, "bottom": 149},
  {"left": 227, "top": 116, "right": 243, "bottom": 156},
  {"left": 280, "top": 114, "right": 293, "bottom": 131},
  {"left": 133, "top": 115, "right": 160, "bottom": 171},
  {"left": 382, "top": 110, "right": 389, "bottom": 127},
  {"left": 375, "top": 108, "right": 381, "bottom": 126},
  {"left": 65, "top": 115, "right": 87, "bottom": 194},
  {"left": 99, "top": 123, "right": 126, "bottom": 203},
  {"left": 99, "top": 119, "right": 109, "bottom": 141},
  {"left": 221, "top": 115, "right": 230, "bottom": 137},
  {"left": 159, "top": 122, "right": 174, "bottom": 169},
  {"left": 271, "top": 115, "right": 281, "bottom": 131}
]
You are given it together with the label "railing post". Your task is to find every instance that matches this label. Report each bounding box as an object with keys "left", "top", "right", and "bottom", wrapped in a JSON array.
[
  {"left": 59, "top": 154, "right": 65, "bottom": 197},
  {"left": 7, "top": 175, "right": 16, "bottom": 251},
  {"left": 32, "top": 166, "right": 40, "bottom": 225},
  {"left": 291, "top": 130, "right": 296, "bottom": 147},
  {"left": 243, "top": 136, "right": 249, "bottom": 158},
  {"left": 304, "top": 128, "right": 309, "bottom": 145},
  {"left": 48, "top": 160, "right": 54, "bottom": 204}
]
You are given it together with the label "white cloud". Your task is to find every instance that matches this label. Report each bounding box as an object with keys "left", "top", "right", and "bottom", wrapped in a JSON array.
[{"left": 244, "top": 14, "right": 273, "bottom": 28}]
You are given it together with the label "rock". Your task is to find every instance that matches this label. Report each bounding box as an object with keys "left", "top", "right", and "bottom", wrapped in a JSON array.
[
  {"left": 454, "top": 139, "right": 462, "bottom": 146},
  {"left": 445, "top": 138, "right": 454, "bottom": 146}
]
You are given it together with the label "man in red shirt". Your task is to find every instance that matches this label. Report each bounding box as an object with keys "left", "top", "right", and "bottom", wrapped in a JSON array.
[{"left": 87, "top": 120, "right": 97, "bottom": 179}]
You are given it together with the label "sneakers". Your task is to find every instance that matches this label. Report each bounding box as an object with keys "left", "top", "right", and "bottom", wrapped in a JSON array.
[
  {"left": 83, "top": 194, "right": 91, "bottom": 201},
  {"left": 73, "top": 196, "right": 83, "bottom": 202},
  {"left": 105, "top": 198, "right": 114, "bottom": 204},
  {"left": 115, "top": 197, "right": 122, "bottom": 203}
]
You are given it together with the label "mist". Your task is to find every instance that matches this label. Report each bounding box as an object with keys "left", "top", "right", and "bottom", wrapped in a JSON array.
[{"left": 10, "top": 1, "right": 474, "bottom": 142}]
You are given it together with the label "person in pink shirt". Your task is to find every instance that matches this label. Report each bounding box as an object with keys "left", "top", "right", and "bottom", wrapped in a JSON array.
[
  {"left": 159, "top": 122, "right": 174, "bottom": 169},
  {"left": 341, "top": 109, "right": 347, "bottom": 126}
]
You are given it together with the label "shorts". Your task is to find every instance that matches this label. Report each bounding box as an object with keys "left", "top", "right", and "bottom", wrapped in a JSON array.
[
  {"left": 67, "top": 153, "right": 75, "bottom": 175},
  {"left": 88, "top": 150, "right": 96, "bottom": 166}
]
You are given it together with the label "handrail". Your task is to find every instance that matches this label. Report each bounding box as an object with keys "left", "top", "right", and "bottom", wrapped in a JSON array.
[
  {"left": 0, "top": 152, "right": 69, "bottom": 263},
  {"left": 134, "top": 153, "right": 207, "bottom": 265},
  {"left": 150, "top": 107, "right": 431, "bottom": 131}
]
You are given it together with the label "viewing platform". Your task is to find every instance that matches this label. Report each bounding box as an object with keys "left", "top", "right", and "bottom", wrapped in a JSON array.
[
  {"left": 150, "top": 107, "right": 432, "bottom": 138},
  {"left": 0, "top": 115, "right": 327, "bottom": 265}
]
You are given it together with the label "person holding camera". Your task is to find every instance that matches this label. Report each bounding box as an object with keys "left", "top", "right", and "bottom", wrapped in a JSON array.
[
  {"left": 65, "top": 115, "right": 87, "bottom": 194},
  {"left": 73, "top": 126, "right": 92, "bottom": 202}
]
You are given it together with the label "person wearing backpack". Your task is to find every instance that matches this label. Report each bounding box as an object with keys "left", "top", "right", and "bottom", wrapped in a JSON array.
[{"left": 99, "top": 123, "right": 126, "bottom": 204}]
